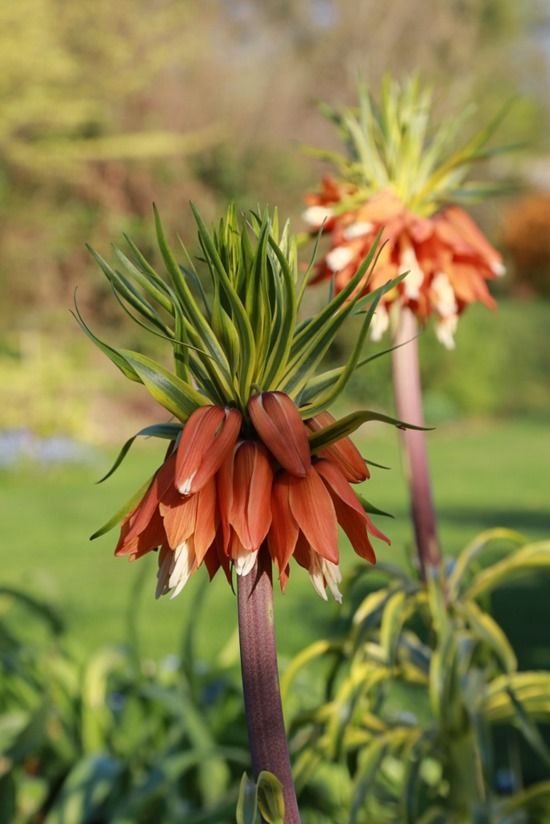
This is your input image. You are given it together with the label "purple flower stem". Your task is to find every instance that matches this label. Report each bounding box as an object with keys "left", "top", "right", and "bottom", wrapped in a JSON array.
[
  {"left": 237, "top": 548, "right": 301, "bottom": 823},
  {"left": 392, "top": 307, "right": 442, "bottom": 579}
]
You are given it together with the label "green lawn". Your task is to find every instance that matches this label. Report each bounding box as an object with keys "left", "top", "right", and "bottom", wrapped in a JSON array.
[{"left": 2, "top": 419, "right": 549, "bottom": 666}]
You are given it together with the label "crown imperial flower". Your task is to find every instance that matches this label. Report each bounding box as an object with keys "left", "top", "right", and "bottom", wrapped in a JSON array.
[
  {"left": 304, "top": 78, "right": 507, "bottom": 348},
  {"left": 83, "top": 204, "right": 419, "bottom": 601}
]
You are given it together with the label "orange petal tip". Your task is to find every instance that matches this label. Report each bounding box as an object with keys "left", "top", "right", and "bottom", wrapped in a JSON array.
[{"left": 248, "top": 392, "right": 311, "bottom": 477}]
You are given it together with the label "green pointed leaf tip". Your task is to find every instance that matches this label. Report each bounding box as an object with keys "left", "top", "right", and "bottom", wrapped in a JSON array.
[
  {"left": 256, "top": 771, "right": 285, "bottom": 824},
  {"left": 96, "top": 423, "right": 181, "bottom": 484},
  {"left": 83, "top": 204, "right": 413, "bottom": 436},
  {"left": 236, "top": 773, "right": 258, "bottom": 824},
  {"left": 313, "top": 75, "right": 512, "bottom": 215}
]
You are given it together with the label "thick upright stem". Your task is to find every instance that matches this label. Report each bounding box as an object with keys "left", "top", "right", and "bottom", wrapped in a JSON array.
[
  {"left": 392, "top": 308, "right": 442, "bottom": 578},
  {"left": 237, "top": 548, "right": 300, "bottom": 823}
]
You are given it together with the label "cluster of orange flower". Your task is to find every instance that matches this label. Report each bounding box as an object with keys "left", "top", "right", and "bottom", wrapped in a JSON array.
[
  {"left": 115, "top": 393, "right": 388, "bottom": 601},
  {"left": 304, "top": 178, "right": 505, "bottom": 348}
]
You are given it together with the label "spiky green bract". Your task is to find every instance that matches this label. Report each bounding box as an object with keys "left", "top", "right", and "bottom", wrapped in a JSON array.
[
  {"left": 81, "top": 204, "right": 412, "bottom": 485},
  {"left": 308, "top": 75, "right": 513, "bottom": 217}
]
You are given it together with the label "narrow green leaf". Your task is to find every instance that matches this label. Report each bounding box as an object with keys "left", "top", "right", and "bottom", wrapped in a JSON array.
[
  {"left": 114, "top": 246, "right": 173, "bottom": 312},
  {"left": 506, "top": 687, "right": 550, "bottom": 770},
  {"left": 90, "top": 477, "right": 152, "bottom": 540},
  {"left": 308, "top": 409, "right": 428, "bottom": 451},
  {"left": 464, "top": 542, "right": 550, "bottom": 600},
  {"left": 91, "top": 247, "right": 171, "bottom": 333},
  {"left": 350, "top": 739, "right": 389, "bottom": 823},
  {"left": 172, "top": 305, "right": 187, "bottom": 381},
  {"left": 298, "top": 367, "right": 343, "bottom": 407},
  {"left": 402, "top": 733, "right": 433, "bottom": 824},
  {"left": 301, "top": 279, "right": 386, "bottom": 415},
  {"left": 428, "top": 634, "right": 449, "bottom": 723},
  {"left": 496, "top": 781, "right": 550, "bottom": 819},
  {"left": 380, "top": 590, "right": 407, "bottom": 665},
  {"left": 119, "top": 349, "right": 208, "bottom": 421},
  {"left": 283, "top": 270, "right": 403, "bottom": 402},
  {"left": 280, "top": 640, "right": 340, "bottom": 703},
  {"left": 246, "top": 220, "right": 269, "bottom": 339},
  {"left": 153, "top": 206, "right": 232, "bottom": 385},
  {"left": 290, "top": 232, "right": 383, "bottom": 358},
  {"left": 352, "top": 587, "right": 391, "bottom": 630},
  {"left": 260, "top": 234, "right": 298, "bottom": 387},
  {"left": 357, "top": 494, "right": 394, "bottom": 519},
  {"left": 190, "top": 203, "right": 257, "bottom": 399},
  {"left": 236, "top": 773, "right": 258, "bottom": 824},
  {"left": 96, "top": 423, "right": 181, "bottom": 484},
  {"left": 71, "top": 304, "right": 140, "bottom": 383},
  {"left": 177, "top": 240, "right": 210, "bottom": 313},
  {"left": 45, "top": 754, "right": 123, "bottom": 824},
  {"left": 460, "top": 600, "right": 517, "bottom": 673},
  {"left": 448, "top": 528, "right": 526, "bottom": 598}
]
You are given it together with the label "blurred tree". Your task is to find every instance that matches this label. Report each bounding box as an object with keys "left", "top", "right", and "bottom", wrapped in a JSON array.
[
  {"left": 502, "top": 192, "right": 550, "bottom": 295},
  {"left": 0, "top": 0, "right": 221, "bottom": 318},
  {"left": 0, "top": 0, "right": 544, "bottom": 327}
]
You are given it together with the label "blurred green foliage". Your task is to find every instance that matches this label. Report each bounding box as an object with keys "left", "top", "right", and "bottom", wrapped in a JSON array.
[
  {"left": 0, "top": 581, "right": 249, "bottom": 823},
  {"left": 2, "top": 3, "right": 550, "bottom": 820},
  {"left": 343, "top": 298, "right": 550, "bottom": 423},
  {"left": 3, "top": 529, "right": 550, "bottom": 822},
  {"left": 284, "top": 530, "right": 550, "bottom": 823}
]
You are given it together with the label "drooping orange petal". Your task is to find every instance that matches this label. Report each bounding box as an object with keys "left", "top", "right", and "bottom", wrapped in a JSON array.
[
  {"left": 193, "top": 477, "right": 217, "bottom": 563},
  {"left": 315, "top": 459, "right": 390, "bottom": 545},
  {"left": 306, "top": 411, "right": 369, "bottom": 482},
  {"left": 315, "top": 458, "right": 388, "bottom": 563},
  {"left": 433, "top": 206, "right": 503, "bottom": 274},
  {"left": 288, "top": 467, "right": 339, "bottom": 564},
  {"left": 438, "top": 206, "right": 503, "bottom": 270},
  {"left": 116, "top": 509, "right": 166, "bottom": 559},
  {"left": 216, "top": 444, "right": 237, "bottom": 552},
  {"left": 204, "top": 529, "right": 232, "bottom": 584},
  {"left": 315, "top": 459, "right": 368, "bottom": 518},
  {"left": 175, "top": 405, "right": 241, "bottom": 495},
  {"left": 267, "top": 472, "right": 299, "bottom": 573},
  {"left": 122, "top": 453, "right": 176, "bottom": 542},
  {"left": 279, "top": 564, "right": 291, "bottom": 592},
  {"left": 229, "top": 441, "right": 273, "bottom": 551},
  {"left": 159, "top": 490, "right": 197, "bottom": 550},
  {"left": 248, "top": 392, "right": 311, "bottom": 477},
  {"left": 332, "top": 498, "right": 376, "bottom": 563},
  {"left": 448, "top": 263, "right": 496, "bottom": 309},
  {"left": 292, "top": 531, "right": 314, "bottom": 571},
  {"left": 115, "top": 454, "right": 171, "bottom": 554},
  {"left": 124, "top": 483, "right": 158, "bottom": 539}
]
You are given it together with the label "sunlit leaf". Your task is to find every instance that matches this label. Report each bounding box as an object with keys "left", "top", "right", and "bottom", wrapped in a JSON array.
[
  {"left": 257, "top": 771, "right": 285, "bottom": 824},
  {"left": 96, "top": 423, "right": 181, "bottom": 484},
  {"left": 119, "top": 350, "right": 208, "bottom": 420}
]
